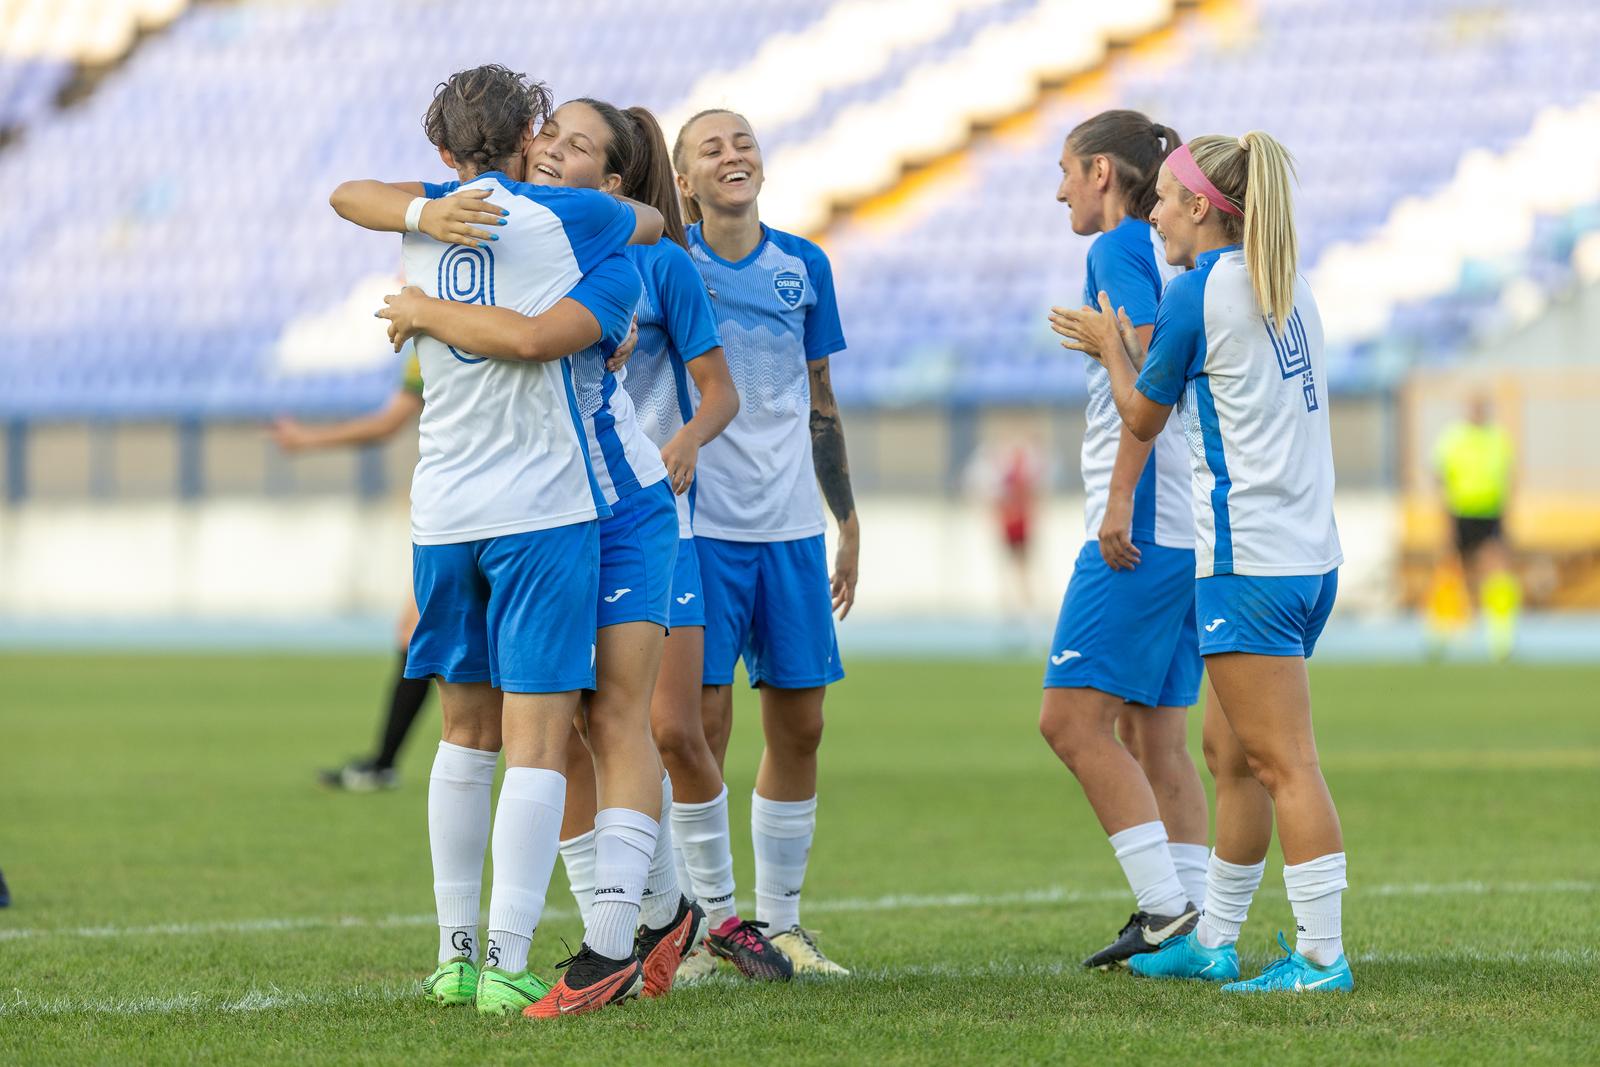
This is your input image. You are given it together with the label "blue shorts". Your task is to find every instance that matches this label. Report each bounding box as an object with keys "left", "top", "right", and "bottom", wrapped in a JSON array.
[
  {"left": 407, "top": 522, "right": 599, "bottom": 693},
  {"left": 698, "top": 534, "right": 843, "bottom": 689},
  {"left": 1044, "top": 539, "right": 1202, "bottom": 707},
  {"left": 668, "top": 537, "right": 706, "bottom": 628},
  {"left": 597, "top": 479, "right": 679, "bottom": 630},
  {"left": 1195, "top": 569, "right": 1339, "bottom": 658}
]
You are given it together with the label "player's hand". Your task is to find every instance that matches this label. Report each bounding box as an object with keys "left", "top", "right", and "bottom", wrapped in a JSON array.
[
  {"left": 831, "top": 514, "right": 860, "bottom": 620},
  {"left": 270, "top": 417, "right": 314, "bottom": 452},
  {"left": 1098, "top": 493, "right": 1142, "bottom": 571},
  {"left": 607, "top": 317, "right": 638, "bottom": 374},
  {"left": 377, "top": 286, "right": 430, "bottom": 352},
  {"left": 418, "top": 188, "right": 507, "bottom": 247},
  {"left": 1050, "top": 292, "right": 1125, "bottom": 363},
  {"left": 660, "top": 427, "right": 699, "bottom": 496}
]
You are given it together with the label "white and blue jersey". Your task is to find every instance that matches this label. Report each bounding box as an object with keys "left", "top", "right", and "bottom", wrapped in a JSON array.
[
  {"left": 565, "top": 255, "right": 669, "bottom": 504},
  {"left": 406, "top": 174, "right": 635, "bottom": 544},
  {"left": 685, "top": 222, "right": 845, "bottom": 543},
  {"left": 1135, "top": 246, "right": 1343, "bottom": 579},
  {"left": 619, "top": 240, "right": 724, "bottom": 537},
  {"left": 1080, "top": 217, "right": 1193, "bottom": 547}
]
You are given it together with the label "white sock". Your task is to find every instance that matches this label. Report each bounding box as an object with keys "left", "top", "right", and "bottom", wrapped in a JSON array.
[
  {"left": 1108, "top": 820, "right": 1188, "bottom": 917},
  {"left": 1284, "top": 851, "right": 1347, "bottom": 966},
  {"left": 672, "top": 785, "right": 737, "bottom": 925},
  {"left": 640, "top": 774, "right": 682, "bottom": 931},
  {"left": 559, "top": 829, "right": 597, "bottom": 928},
  {"left": 1196, "top": 852, "right": 1266, "bottom": 949},
  {"left": 428, "top": 741, "right": 497, "bottom": 964},
  {"left": 751, "top": 792, "right": 816, "bottom": 932},
  {"left": 1169, "top": 842, "right": 1210, "bottom": 909},
  {"left": 587, "top": 807, "right": 659, "bottom": 959},
  {"left": 485, "top": 767, "right": 565, "bottom": 974}
]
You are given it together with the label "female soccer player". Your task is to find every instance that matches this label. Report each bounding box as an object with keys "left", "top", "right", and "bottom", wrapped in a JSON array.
[
  {"left": 273, "top": 350, "right": 430, "bottom": 793},
  {"left": 329, "top": 63, "right": 669, "bottom": 1019},
  {"left": 669, "top": 108, "right": 860, "bottom": 976},
  {"left": 1053, "top": 131, "right": 1352, "bottom": 993},
  {"left": 519, "top": 99, "right": 751, "bottom": 986},
  {"left": 1037, "top": 110, "right": 1212, "bottom": 971},
  {"left": 372, "top": 97, "right": 749, "bottom": 996}
]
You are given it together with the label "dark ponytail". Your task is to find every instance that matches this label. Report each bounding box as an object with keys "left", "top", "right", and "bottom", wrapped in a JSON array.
[
  {"left": 621, "top": 106, "right": 687, "bottom": 248},
  {"left": 1066, "top": 109, "right": 1180, "bottom": 221}
]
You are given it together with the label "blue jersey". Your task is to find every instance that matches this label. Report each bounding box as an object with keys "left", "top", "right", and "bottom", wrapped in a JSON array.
[
  {"left": 685, "top": 222, "right": 846, "bottom": 542},
  {"left": 1136, "top": 246, "right": 1342, "bottom": 578},
  {"left": 565, "top": 253, "right": 668, "bottom": 503},
  {"left": 1080, "top": 217, "right": 1192, "bottom": 548},
  {"left": 406, "top": 174, "right": 634, "bottom": 543},
  {"left": 618, "top": 240, "right": 723, "bottom": 537}
]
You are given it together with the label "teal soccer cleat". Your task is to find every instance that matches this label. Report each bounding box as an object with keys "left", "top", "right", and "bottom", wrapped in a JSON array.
[
  {"left": 1222, "top": 932, "right": 1354, "bottom": 993},
  {"left": 1128, "top": 930, "right": 1239, "bottom": 982}
]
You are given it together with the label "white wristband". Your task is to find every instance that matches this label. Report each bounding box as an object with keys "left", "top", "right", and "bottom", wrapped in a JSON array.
[{"left": 404, "top": 197, "right": 427, "bottom": 234}]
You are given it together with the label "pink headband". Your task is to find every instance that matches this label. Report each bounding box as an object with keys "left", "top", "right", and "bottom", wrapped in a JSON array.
[{"left": 1167, "top": 143, "right": 1242, "bottom": 218}]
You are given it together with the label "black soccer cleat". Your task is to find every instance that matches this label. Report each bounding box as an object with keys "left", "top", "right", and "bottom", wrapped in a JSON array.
[
  {"left": 706, "top": 916, "right": 793, "bottom": 981},
  {"left": 1082, "top": 905, "right": 1199, "bottom": 970},
  {"left": 635, "top": 896, "right": 707, "bottom": 997},
  {"left": 0, "top": 867, "right": 9, "bottom": 908}
]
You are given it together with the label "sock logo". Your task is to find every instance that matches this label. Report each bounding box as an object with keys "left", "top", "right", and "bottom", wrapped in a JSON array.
[
  {"left": 486, "top": 943, "right": 501, "bottom": 967},
  {"left": 451, "top": 930, "right": 475, "bottom": 956},
  {"left": 595, "top": 885, "right": 627, "bottom": 897},
  {"left": 604, "top": 588, "right": 633, "bottom": 603},
  {"left": 705, "top": 892, "right": 734, "bottom": 905},
  {"left": 784, "top": 889, "right": 801, "bottom": 897}
]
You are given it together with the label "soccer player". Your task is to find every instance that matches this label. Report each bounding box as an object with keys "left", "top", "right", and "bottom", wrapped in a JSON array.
[
  {"left": 328, "top": 64, "right": 666, "bottom": 1018},
  {"left": 524, "top": 99, "right": 747, "bottom": 986},
  {"left": 377, "top": 96, "right": 746, "bottom": 994},
  {"left": 669, "top": 109, "right": 860, "bottom": 976},
  {"left": 1037, "top": 111, "right": 1212, "bottom": 970},
  {"left": 1054, "top": 131, "right": 1353, "bottom": 993},
  {"left": 272, "top": 349, "right": 430, "bottom": 793},
  {"left": 1434, "top": 394, "right": 1519, "bottom": 659}
]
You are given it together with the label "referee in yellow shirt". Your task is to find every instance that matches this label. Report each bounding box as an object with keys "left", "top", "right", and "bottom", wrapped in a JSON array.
[{"left": 1433, "top": 394, "right": 1519, "bottom": 659}]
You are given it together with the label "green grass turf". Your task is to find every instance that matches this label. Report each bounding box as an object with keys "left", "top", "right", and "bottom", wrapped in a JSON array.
[{"left": 2, "top": 654, "right": 1598, "bottom": 1065}]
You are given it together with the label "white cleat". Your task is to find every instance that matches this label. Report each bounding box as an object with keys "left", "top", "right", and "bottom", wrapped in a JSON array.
[
  {"left": 770, "top": 926, "right": 850, "bottom": 977},
  {"left": 675, "top": 941, "right": 718, "bottom": 984}
]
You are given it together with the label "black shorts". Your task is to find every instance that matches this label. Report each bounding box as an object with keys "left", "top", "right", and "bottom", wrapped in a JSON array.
[{"left": 1453, "top": 515, "right": 1503, "bottom": 556}]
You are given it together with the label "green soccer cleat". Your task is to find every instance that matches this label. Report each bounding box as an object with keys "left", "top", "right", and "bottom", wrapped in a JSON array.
[
  {"left": 475, "top": 965, "right": 553, "bottom": 1017},
  {"left": 422, "top": 956, "right": 479, "bottom": 1006}
]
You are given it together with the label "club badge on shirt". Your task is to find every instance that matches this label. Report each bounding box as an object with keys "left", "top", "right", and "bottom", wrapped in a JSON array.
[{"left": 773, "top": 270, "right": 805, "bottom": 309}]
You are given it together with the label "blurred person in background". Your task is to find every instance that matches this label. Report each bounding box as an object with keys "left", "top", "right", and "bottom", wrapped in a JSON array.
[
  {"left": 1433, "top": 393, "right": 1519, "bottom": 660},
  {"left": 272, "top": 346, "right": 429, "bottom": 793}
]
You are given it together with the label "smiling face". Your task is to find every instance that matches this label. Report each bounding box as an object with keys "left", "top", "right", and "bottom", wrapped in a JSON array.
[
  {"left": 675, "top": 111, "right": 762, "bottom": 219},
  {"left": 1055, "top": 142, "right": 1108, "bottom": 236},
  {"left": 1149, "top": 164, "right": 1199, "bottom": 267},
  {"left": 526, "top": 101, "right": 620, "bottom": 192}
]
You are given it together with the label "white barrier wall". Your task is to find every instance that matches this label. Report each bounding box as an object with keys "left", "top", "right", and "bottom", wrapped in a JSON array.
[{"left": 0, "top": 492, "right": 1399, "bottom": 620}]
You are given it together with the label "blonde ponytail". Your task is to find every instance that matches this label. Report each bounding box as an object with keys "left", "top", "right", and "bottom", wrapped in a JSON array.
[{"left": 1187, "top": 131, "right": 1300, "bottom": 330}]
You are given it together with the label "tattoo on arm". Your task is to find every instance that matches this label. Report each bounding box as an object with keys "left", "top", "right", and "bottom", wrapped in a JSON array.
[{"left": 808, "top": 359, "right": 856, "bottom": 524}]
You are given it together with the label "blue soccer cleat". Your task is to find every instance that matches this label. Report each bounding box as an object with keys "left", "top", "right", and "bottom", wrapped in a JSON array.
[
  {"left": 1128, "top": 930, "right": 1239, "bottom": 982},
  {"left": 1221, "top": 932, "right": 1354, "bottom": 993}
]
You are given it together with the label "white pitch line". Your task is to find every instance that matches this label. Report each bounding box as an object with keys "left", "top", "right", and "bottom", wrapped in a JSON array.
[
  {"left": 5, "top": 949, "right": 1598, "bottom": 1017},
  {"left": 1, "top": 879, "right": 1593, "bottom": 945}
]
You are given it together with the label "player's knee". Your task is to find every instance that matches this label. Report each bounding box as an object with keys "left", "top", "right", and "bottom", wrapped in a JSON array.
[
  {"left": 653, "top": 716, "right": 709, "bottom": 767},
  {"left": 442, "top": 720, "right": 501, "bottom": 752},
  {"left": 1038, "top": 703, "right": 1096, "bottom": 767},
  {"left": 1203, "top": 736, "right": 1250, "bottom": 784}
]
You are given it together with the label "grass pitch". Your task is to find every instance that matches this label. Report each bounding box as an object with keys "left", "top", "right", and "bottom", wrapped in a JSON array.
[{"left": 2, "top": 653, "right": 1598, "bottom": 1065}]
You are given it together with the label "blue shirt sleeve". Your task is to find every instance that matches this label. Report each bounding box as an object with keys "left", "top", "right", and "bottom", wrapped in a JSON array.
[
  {"left": 798, "top": 242, "right": 846, "bottom": 361},
  {"left": 1135, "top": 271, "right": 1207, "bottom": 405},
  {"left": 421, "top": 180, "right": 461, "bottom": 199},
  {"left": 528, "top": 187, "right": 636, "bottom": 274},
  {"left": 1087, "top": 227, "right": 1162, "bottom": 327},
  {"left": 655, "top": 244, "right": 722, "bottom": 361},
  {"left": 565, "top": 254, "right": 642, "bottom": 349}
]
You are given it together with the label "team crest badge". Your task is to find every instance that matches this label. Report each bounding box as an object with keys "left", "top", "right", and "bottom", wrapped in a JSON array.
[{"left": 773, "top": 270, "right": 805, "bottom": 309}]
